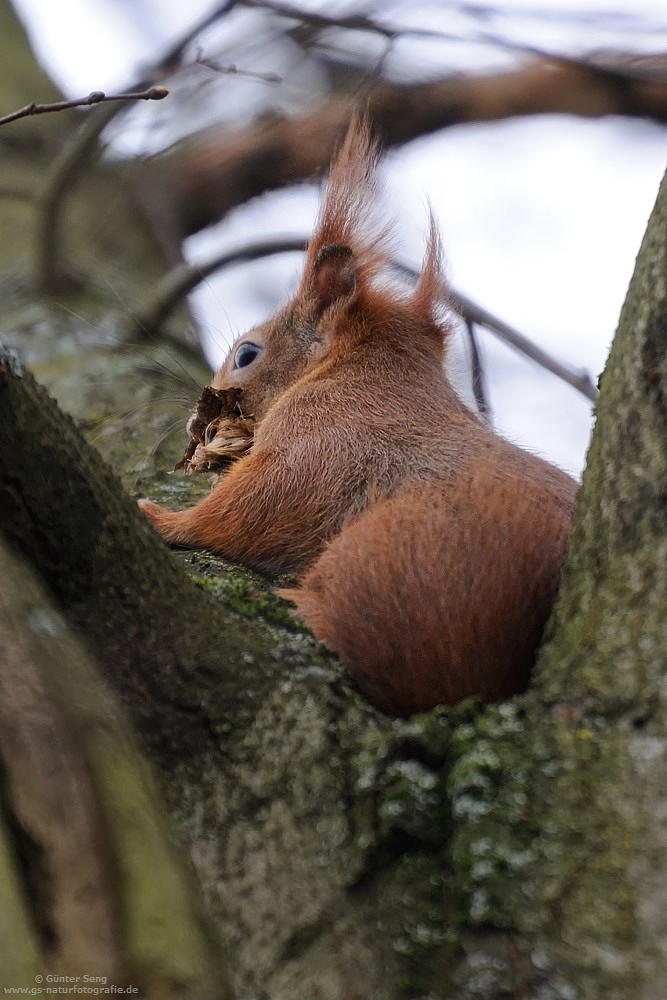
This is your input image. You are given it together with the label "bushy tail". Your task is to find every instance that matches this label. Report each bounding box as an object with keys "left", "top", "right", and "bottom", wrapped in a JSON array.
[{"left": 282, "top": 465, "right": 574, "bottom": 716}]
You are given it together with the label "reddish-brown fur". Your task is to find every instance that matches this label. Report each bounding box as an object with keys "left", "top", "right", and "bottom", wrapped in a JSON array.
[{"left": 140, "top": 116, "right": 577, "bottom": 715}]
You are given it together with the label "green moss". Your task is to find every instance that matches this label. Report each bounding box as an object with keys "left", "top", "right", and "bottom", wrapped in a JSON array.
[
  {"left": 188, "top": 568, "right": 298, "bottom": 630},
  {"left": 388, "top": 854, "right": 450, "bottom": 997},
  {"left": 321, "top": 692, "right": 643, "bottom": 998}
]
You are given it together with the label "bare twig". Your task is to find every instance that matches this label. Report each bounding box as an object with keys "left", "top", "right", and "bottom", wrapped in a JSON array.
[
  {"left": 151, "top": 0, "right": 241, "bottom": 75},
  {"left": 0, "top": 87, "right": 168, "bottom": 128},
  {"left": 242, "top": 0, "right": 453, "bottom": 43},
  {"left": 241, "top": 0, "right": 667, "bottom": 84},
  {"left": 393, "top": 258, "right": 598, "bottom": 403},
  {"left": 195, "top": 52, "right": 282, "bottom": 85},
  {"left": 131, "top": 235, "right": 598, "bottom": 405},
  {"left": 451, "top": 287, "right": 599, "bottom": 403},
  {"left": 464, "top": 318, "right": 491, "bottom": 418},
  {"left": 131, "top": 237, "right": 307, "bottom": 335}
]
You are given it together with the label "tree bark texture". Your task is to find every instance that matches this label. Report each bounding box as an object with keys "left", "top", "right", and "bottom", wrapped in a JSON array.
[
  {"left": 0, "top": 348, "right": 333, "bottom": 760},
  {"left": 0, "top": 342, "right": 459, "bottom": 997}
]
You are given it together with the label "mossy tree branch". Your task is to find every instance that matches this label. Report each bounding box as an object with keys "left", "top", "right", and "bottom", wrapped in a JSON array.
[
  {"left": 0, "top": 535, "right": 227, "bottom": 993},
  {"left": 0, "top": 348, "right": 325, "bottom": 761}
]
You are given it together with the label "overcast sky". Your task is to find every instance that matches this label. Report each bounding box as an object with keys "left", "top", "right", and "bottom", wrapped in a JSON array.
[{"left": 12, "top": 0, "right": 667, "bottom": 476}]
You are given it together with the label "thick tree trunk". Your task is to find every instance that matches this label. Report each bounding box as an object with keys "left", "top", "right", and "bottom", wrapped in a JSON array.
[
  {"left": 0, "top": 349, "right": 332, "bottom": 758},
  {"left": 0, "top": 342, "right": 450, "bottom": 997}
]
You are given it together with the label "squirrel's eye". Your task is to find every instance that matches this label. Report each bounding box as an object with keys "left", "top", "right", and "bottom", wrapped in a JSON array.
[{"left": 234, "top": 342, "right": 261, "bottom": 369}]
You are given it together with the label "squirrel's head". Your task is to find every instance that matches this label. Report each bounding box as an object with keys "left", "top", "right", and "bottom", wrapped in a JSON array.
[
  {"left": 208, "top": 240, "right": 365, "bottom": 423},
  {"left": 181, "top": 114, "right": 449, "bottom": 472}
]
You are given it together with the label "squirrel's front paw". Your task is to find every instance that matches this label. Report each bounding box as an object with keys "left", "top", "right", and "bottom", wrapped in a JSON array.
[
  {"left": 138, "top": 498, "right": 183, "bottom": 543},
  {"left": 138, "top": 498, "right": 208, "bottom": 552},
  {"left": 138, "top": 497, "right": 164, "bottom": 522}
]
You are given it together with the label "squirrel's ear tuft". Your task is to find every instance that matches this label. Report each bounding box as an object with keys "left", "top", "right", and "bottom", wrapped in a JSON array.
[
  {"left": 412, "top": 208, "right": 445, "bottom": 324},
  {"left": 311, "top": 244, "right": 357, "bottom": 313},
  {"left": 301, "top": 113, "right": 391, "bottom": 300}
]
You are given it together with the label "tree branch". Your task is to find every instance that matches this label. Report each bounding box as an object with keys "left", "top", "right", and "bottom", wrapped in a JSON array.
[
  {"left": 144, "top": 55, "right": 667, "bottom": 239},
  {"left": 0, "top": 536, "right": 225, "bottom": 993},
  {"left": 450, "top": 286, "right": 599, "bottom": 404},
  {"left": 0, "top": 344, "right": 324, "bottom": 760},
  {"left": 0, "top": 87, "right": 168, "bottom": 127}
]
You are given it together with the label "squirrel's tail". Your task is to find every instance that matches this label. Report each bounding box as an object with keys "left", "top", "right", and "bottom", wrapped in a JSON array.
[{"left": 281, "top": 467, "right": 574, "bottom": 716}]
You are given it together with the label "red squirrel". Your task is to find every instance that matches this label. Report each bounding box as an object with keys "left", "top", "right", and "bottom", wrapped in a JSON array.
[{"left": 139, "top": 117, "right": 577, "bottom": 716}]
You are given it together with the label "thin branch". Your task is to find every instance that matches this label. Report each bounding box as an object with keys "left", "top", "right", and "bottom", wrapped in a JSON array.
[
  {"left": 390, "top": 261, "right": 600, "bottom": 404},
  {"left": 239, "top": 0, "right": 667, "bottom": 81},
  {"left": 0, "top": 87, "right": 168, "bottom": 128},
  {"left": 451, "top": 287, "right": 599, "bottom": 403},
  {"left": 151, "top": 0, "right": 241, "bottom": 75},
  {"left": 131, "top": 237, "right": 307, "bottom": 335},
  {"left": 242, "top": 0, "right": 455, "bottom": 43},
  {"left": 464, "top": 318, "right": 491, "bottom": 418},
  {"left": 195, "top": 52, "right": 282, "bottom": 85},
  {"left": 131, "top": 236, "right": 598, "bottom": 405}
]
